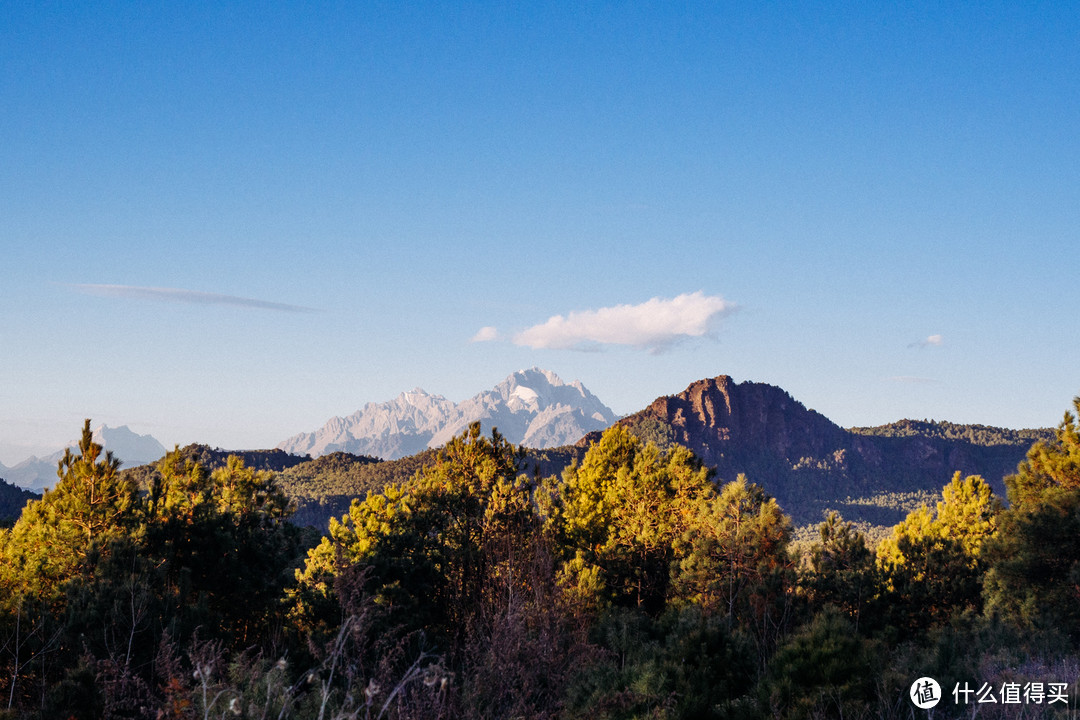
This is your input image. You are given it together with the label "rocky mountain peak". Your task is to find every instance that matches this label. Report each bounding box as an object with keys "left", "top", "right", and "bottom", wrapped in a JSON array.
[
  {"left": 628, "top": 375, "right": 846, "bottom": 466},
  {"left": 278, "top": 369, "right": 618, "bottom": 460}
]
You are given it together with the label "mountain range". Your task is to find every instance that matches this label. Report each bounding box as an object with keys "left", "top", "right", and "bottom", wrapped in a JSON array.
[
  {"left": 0, "top": 424, "right": 167, "bottom": 492},
  {"left": 217, "top": 373, "right": 1054, "bottom": 534},
  {"left": 1, "top": 372, "right": 1054, "bottom": 538},
  {"left": 277, "top": 367, "right": 619, "bottom": 459}
]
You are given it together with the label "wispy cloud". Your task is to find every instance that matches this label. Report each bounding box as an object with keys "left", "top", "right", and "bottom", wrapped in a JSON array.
[
  {"left": 470, "top": 326, "right": 499, "bottom": 343},
  {"left": 69, "top": 284, "right": 319, "bottom": 313},
  {"left": 511, "top": 292, "right": 736, "bottom": 352},
  {"left": 908, "top": 334, "right": 944, "bottom": 349},
  {"left": 890, "top": 376, "right": 939, "bottom": 384}
]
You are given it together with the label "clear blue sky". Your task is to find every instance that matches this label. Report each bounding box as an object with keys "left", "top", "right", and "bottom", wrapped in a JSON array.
[{"left": 2, "top": 2, "right": 1078, "bottom": 463}]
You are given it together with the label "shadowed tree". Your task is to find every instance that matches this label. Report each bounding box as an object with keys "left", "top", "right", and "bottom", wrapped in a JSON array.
[
  {"left": 802, "top": 512, "right": 876, "bottom": 632},
  {"left": 984, "top": 400, "right": 1080, "bottom": 638}
]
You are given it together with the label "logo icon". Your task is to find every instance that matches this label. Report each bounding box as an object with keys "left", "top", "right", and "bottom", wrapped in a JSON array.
[{"left": 911, "top": 677, "right": 941, "bottom": 709}]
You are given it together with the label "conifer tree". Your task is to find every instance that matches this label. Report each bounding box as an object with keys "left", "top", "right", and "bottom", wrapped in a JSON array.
[
  {"left": 292, "top": 423, "right": 537, "bottom": 661},
  {"left": 984, "top": 398, "right": 1080, "bottom": 637},
  {"left": 544, "top": 425, "right": 716, "bottom": 613},
  {"left": 876, "top": 473, "right": 999, "bottom": 630},
  {"left": 803, "top": 512, "right": 875, "bottom": 631},
  {"left": 4, "top": 420, "right": 136, "bottom": 599},
  {"left": 1005, "top": 396, "right": 1080, "bottom": 507}
]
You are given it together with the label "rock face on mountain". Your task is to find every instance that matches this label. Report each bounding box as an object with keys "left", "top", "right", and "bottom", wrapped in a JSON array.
[
  {"left": 278, "top": 368, "right": 619, "bottom": 460},
  {"left": 281, "top": 390, "right": 458, "bottom": 460},
  {"left": 618, "top": 375, "right": 1051, "bottom": 525},
  {"left": 628, "top": 375, "right": 848, "bottom": 467}
]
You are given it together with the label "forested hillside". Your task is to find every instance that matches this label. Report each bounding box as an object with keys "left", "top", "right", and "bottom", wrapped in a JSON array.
[
  {"left": 852, "top": 419, "right": 1053, "bottom": 445},
  {"left": 0, "top": 478, "right": 38, "bottom": 526},
  {"left": 616, "top": 376, "right": 1053, "bottom": 529},
  {"left": 1, "top": 408, "right": 1077, "bottom": 718}
]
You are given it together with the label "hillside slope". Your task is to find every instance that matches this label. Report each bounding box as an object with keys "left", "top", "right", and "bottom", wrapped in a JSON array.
[{"left": 614, "top": 375, "right": 1052, "bottom": 527}]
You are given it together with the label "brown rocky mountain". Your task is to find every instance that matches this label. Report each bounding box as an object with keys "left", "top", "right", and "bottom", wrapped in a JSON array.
[{"left": 608, "top": 375, "right": 1053, "bottom": 527}]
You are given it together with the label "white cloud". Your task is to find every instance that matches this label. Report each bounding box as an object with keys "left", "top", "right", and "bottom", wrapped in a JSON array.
[
  {"left": 909, "top": 334, "right": 944, "bottom": 349},
  {"left": 471, "top": 326, "right": 499, "bottom": 342},
  {"left": 68, "top": 284, "right": 319, "bottom": 313},
  {"left": 512, "top": 292, "right": 736, "bottom": 352},
  {"left": 890, "top": 375, "right": 939, "bottom": 384}
]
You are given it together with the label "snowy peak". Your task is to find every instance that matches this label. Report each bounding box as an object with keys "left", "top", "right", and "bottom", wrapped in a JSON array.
[
  {"left": 277, "top": 370, "right": 618, "bottom": 460},
  {"left": 400, "top": 388, "right": 433, "bottom": 403},
  {"left": 509, "top": 385, "right": 540, "bottom": 409}
]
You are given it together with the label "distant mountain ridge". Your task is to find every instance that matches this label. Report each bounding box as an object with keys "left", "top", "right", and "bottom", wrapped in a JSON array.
[
  {"left": 0, "top": 425, "right": 167, "bottom": 491},
  {"left": 278, "top": 368, "right": 619, "bottom": 459},
  {"left": 3, "top": 376, "right": 1053, "bottom": 535}
]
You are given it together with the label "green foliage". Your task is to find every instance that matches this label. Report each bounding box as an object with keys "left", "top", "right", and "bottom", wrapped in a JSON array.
[
  {"left": 984, "top": 486, "right": 1080, "bottom": 639},
  {"left": 623, "top": 415, "right": 677, "bottom": 452},
  {"left": 2, "top": 401, "right": 1079, "bottom": 718},
  {"left": 2, "top": 420, "right": 138, "bottom": 601},
  {"left": 851, "top": 419, "right": 1054, "bottom": 446},
  {"left": 759, "top": 608, "right": 876, "bottom": 720},
  {"left": 802, "top": 512, "right": 876, "bottom": 630},
  {"left": 876, "top": 473, "right": 1000, "bottom": 631},
  {"left": 293, "top": 423, "right": 537, "bottom": 662},
  {"left": 139, "top": 449, "right": 302, "bottom": 647},
  {"left": 672, "top": 476, "right": 793, "bottom": 622},
  {"left": 565, "top": 606, "right": 755, "bottom": 720},
  {"left": 120, "top": 442, "right": 311, "bottom": 495},
  {"left": 277, "top": 450, "right": 426, "bottom": 530},
  {"left": 0, "top": 424, "right": 307, "bottom": 714},
  {"left": 543, "top": 425, "right": 796, "bottom": 673},
  {"left": 1006, "top": 396, "right": 1080, "bottom": 507},
  {"left": 544, "top": 425, "right": 717, "bottom": 613}
]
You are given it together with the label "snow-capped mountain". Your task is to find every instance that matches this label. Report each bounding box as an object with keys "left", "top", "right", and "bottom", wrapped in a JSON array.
[
  {"left": 277, "top": 368, "right": 619, "bottom": 459},
  {"left": 1, "top": 425, "right": 167, "bottom": 491}
]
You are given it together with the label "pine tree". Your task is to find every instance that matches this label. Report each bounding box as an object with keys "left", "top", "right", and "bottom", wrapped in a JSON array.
[
  {"left": 803, "top": 512, "right": 875, "bottom": 631},
  {"left": 543, "top": 425, "right": 716, "bottom": 613},
  {"left": 292, "top": 422, "right": 537, "bottom": 661},
  {"left": 4, "top": 420, "right": 136, "bottom": 599},
  {"left": 875, "top": 473, "right": 1000, "bottom": 630},
  {"left": 984, "top": 398, "right": 1080, "bottom": 637},
  {"left": 1006, "top": 396, "right": 1080, "bottom": 507}
]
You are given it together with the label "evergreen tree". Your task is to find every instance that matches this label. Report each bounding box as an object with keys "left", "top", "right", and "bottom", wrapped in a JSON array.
[
  {"left": 759, "top": 608, "right": 876, "bottom": 720},
  {"left": 0, "top": 420, "right": 139, "bottom": 709},
  {"left": 542, "top": 425, "right": 716, "bottom": 613},
  {"left": 673, "top": 475, "right": 795, "bottom": 664},
  {"left": 984, "top": 399, "right": 1080, "bottom": 638},
  {"left": 876, "top": 473, "right": 999, "bottom": 630},
  {"left": 1005, "top": 396, "right": 1080, "bottom": 507},
  {"left": 293, "top": 423, "right": 538, "bottom": 663},
  {"left": 3, "top": 420, "right": 137, "bottom": 600},
  {"left": 983, "top": 486, "right": 1080, "bottom": 638},
  {"left": 802, "top": 512, "right": 876, "bottom": 631}
]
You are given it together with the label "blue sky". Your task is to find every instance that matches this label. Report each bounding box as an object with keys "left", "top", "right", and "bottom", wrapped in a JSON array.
[{"left": 2, "top": 2, "right": 1078, "bottom": 463}]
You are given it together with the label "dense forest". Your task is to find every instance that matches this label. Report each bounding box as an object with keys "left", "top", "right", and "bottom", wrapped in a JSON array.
[{"left": 0, "top": 398, "right": 1078, "bottom": 718}]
